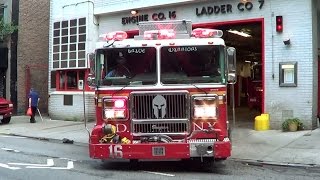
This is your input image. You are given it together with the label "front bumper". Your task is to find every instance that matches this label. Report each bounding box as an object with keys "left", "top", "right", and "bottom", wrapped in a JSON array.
[
  {"left": 89, "top": 140, "right": 231, "bottom": 160},
  {"left": 0, "top": 111, "right": 12, "bottom": 120}
]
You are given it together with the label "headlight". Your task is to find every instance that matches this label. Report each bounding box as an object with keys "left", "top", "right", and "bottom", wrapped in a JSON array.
[
  {"left": 194, "top": 105, "right": 216, "bottom": 118},
  {"left": 105, "top": 109, "right": 126, "bottom": 119},
  {"left": 192, "top": 95, "right": 218, "bottom": 119},
  {"left": 103, "top": 97, "right": 128, "bottom": 120}
]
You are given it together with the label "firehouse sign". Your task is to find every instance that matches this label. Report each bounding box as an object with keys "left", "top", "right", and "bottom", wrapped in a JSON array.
[
  {"left": 195, "top": 0, "right": 264, "bottom": 16},
  {"left": 122, "top": 11, "right": 177, "bottom": 25}
]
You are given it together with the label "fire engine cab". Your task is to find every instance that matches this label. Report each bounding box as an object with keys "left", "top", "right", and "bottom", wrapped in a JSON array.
[{"left": 86, "top": 20, "right": 237, "bottom": 170}]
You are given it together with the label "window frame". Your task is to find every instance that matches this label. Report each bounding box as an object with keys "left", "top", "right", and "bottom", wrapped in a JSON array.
[
  {"left": 56, "top": 69, "right": 87, "bottom": 91},
  {"left": 52, "top": 17, "right": 86, "bottom": 69},
  {"left": 279, "top": 62, "right": 297, "bottom": 87}
]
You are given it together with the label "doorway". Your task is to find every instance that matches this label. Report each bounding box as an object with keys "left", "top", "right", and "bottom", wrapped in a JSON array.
[
  {"left": 194, "top": 19, "right": 264, "bottom": 128},
  {"left": 0, "top": 48, "right": 8, "bottom": 98}
]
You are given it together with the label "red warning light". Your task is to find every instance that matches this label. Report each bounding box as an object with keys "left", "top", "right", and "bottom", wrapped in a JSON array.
[{"left": 276, "top": 16, "right": 283, "bottom": 33}]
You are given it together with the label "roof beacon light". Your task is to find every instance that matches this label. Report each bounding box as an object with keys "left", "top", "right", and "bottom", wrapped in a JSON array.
[
  {"left": 105, "top": 31, "right": 128, "bottom": 41},
  {"left": 144, "top": 29, "right": 176, "bottom": 40},
  {"left": 192, "top": 28, "right": 223, "bottom": 38}
]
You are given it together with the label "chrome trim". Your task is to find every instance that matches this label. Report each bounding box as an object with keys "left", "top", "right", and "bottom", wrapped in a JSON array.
[
  {"left": 130, "top": 90, "right": 190, "bottom": 120},
  {"left": 101, "top": 96, "right": 129, "bottom": 121},
  {"left": 133, "top": 132, "right": 188, "bottom": 137},
  {"left": 190, "top": 94, "right": 219, "bottom": 120},
  {"left": 132, "top": 120, "right": 189, "bottom": 136},
  {"left": 130, "top": 90, "right": 190, "bottom": 136},
  {"left": 132, "top": 118, "right": 188, "bottom": 122},
  {"left": 187, "top": 139, "right": 217, "bottom": 143}
]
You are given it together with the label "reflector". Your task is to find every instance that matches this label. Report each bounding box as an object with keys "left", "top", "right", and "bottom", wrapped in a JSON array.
[
  {"left": 192, "top": 28, "right": 223, "bottom": 38},
  {"left": 143, "top": 29, "right": 176, "bottom": 40},
  {"left": 106, "top": 31, "right": 128, "bottom": 41}
]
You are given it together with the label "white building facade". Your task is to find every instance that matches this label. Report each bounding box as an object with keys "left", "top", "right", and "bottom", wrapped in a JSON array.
[{"left": 49, "top": 0, "right": 320, "bottom": 129}]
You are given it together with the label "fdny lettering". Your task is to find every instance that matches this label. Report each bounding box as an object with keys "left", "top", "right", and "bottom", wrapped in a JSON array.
[
  {"left": 193, "top": 122, "right": 216, "bottom": 131},
  {"left": 168, "top": 47, "right": 197, "bottom": 53},
  {"left": 127, "top": 48, "right": 146, "bottom": 54},
  {"left": 116, "top": 124, "right": 128, "bottom": 133}
]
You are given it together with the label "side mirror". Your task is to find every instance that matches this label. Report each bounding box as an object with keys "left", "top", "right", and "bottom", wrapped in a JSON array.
[
  {"left": 227, "top": 47, "right": 237, "bottom": 84},
  {"left": 88, "top": 53, "right": 95, "bottom": 75},
  {"left": 87, "top": 73, "right": 96, "bottom": 87},
  {"left": 87, "top": 53, "right": 96, "bottom": 87}
]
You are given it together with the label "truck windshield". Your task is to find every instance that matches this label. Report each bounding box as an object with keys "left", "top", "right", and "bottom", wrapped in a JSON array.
[
  {"left": 160, "top": 45, "right": 225, "bottom": 84},
  {"left": 97, "top": 47, "right": 157, "bottom": 86}
]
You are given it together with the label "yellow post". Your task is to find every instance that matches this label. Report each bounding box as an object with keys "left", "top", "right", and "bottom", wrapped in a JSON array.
[{"left": 254, "top": 113, "right": 270, "bottom": 131}]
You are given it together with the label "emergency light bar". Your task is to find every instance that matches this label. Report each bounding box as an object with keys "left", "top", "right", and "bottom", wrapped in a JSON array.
[
  {"left": 144, "top": 29, "right": 176, "bottom": 40},
  {"left": 192, "top": 28, "right": 223, "bottom": 38},
  {"left": 104, "top": 31, "right": 128, "bottom": 41}
]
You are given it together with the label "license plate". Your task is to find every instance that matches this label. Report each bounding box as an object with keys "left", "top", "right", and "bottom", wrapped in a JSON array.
[{"left": 152, "top": 147, "right": 165, "bottom": 156}]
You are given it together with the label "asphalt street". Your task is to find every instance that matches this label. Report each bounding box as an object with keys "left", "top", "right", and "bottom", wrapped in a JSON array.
[{"left": 1, "top": 135, "right": 320, "bottom": 180}]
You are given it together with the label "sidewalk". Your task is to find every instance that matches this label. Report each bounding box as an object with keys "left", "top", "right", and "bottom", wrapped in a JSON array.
[
  {"left": 0, "top": 116, "right": 94, "bottom": 145},
  {"left": 1, "top": 115, "right": 320, "bottom": 167}
]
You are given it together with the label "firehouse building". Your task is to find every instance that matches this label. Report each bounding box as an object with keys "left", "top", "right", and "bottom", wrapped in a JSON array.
[{"left": 49, "top": 0, "right": 320, "bottom": 129}]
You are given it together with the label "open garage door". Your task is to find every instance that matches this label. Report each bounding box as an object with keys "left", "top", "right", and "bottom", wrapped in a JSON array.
[{"left": 194, "top": 19, "right": 264, "bottom": 128}]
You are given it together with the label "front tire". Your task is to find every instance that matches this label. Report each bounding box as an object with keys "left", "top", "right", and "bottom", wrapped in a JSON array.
[
  {"left": 202, "top": 158, "right": 226, "bottom": 172},
  {"left": 1, "top": 117, "right": 11, "bottom": 124}
]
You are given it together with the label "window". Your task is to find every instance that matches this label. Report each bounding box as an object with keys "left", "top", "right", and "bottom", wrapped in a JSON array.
[
  {"left": 279, "top": 62, "right": 297, "bottom": 87},
  {"left": 50, "top": 71, "right": 56, "bottom": 88},
  {"left": 57, "top": 70, "right": 86, "bottom": 90},
  {"left": 52, "top": 18, "right": 86, "bottom": 69},
  {"left": 0, "top": 4, "right": 4, "bottom": 19},
  {"left": 67, "top": 71, "right": 77, "bottom": 89},
  {"left": 64, "top": 95, "right": 73, "bottom": 106}
]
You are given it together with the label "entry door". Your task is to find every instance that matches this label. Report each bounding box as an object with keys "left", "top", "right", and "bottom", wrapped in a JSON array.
[
  {"left": 0, "top": 48, "right": 8, "bottom": 98},
  {"left": 318, "top": 56, "right": 320, "bottom": 117}
]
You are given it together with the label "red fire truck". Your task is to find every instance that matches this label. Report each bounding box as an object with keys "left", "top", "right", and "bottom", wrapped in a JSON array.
[
  {"left": 86, "top": 20, "right": 236, "bottom": 169},
  {"left": 247, "top": 63, "right": 262, "bottom": 111}
]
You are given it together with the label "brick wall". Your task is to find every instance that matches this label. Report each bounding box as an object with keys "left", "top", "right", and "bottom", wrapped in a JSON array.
[
  {"left": 17, "top": 0, "right": 50, "bottom": 114},
  {"left": 48, "top": 92, "right": 95, "bottom": 121}
]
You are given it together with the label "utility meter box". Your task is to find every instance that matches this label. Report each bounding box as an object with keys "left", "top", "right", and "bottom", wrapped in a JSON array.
[{"left": 78, "top": 80, "right": 84, "bottom": 90}]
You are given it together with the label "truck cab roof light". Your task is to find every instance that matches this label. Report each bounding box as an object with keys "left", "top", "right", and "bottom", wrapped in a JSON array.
[
  {"left": 192, "top": 28, "right": 223, "bottom": 38},
  {"left": 144, "top": 29, "right": 176, "bottom": 40},
  {"left": 104, "top": 31, "right": 128, "bottom": 41}
]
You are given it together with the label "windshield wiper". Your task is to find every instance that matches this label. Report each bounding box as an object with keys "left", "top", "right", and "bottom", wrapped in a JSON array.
[
  {"left": 112, "top": 82, "right": 130, "bottom": 96},
  {"left": 190, "top": 83, "right": 208, "bottom": 95},
  {"left": 111, "top": 81, "right": 143, "bottom": 96}
]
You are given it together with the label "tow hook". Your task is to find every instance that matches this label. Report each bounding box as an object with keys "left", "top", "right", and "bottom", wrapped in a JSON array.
[{"left": 195, "top": 144, "right": 214, "bottom": 162}]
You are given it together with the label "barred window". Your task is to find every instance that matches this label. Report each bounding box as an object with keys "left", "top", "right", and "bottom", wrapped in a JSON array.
[{"left": 52, "top": 18, "right": 86, "bottom": 69}]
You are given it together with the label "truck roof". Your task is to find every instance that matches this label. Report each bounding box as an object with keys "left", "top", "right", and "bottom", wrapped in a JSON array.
[{"left": 96, "top": 37, "right": 226, "bottom": 49}]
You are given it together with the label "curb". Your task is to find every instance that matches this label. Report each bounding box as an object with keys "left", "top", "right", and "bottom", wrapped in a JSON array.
[
  {"left": 2, "top": 132, "right": 320, "bottom": 168},
  {"left": 0, "top": 133, "right": 88, "bottom": 147},
  {"left": 230, "top": 158, "right": 319, "bottom": 168}
]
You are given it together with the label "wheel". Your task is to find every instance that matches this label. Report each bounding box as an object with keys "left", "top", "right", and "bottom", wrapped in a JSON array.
[
  {"left": 202, "top": 158, "right": 226, "bottom": 173},
  {"left": 228, "top": 128, "right": 232, "bottom": 142},
  {"left": 129, "top": 159, "right": 139, "bottom": 169},
  {"left": 1, "top": 117, "right": 11, "bottom": 124}
]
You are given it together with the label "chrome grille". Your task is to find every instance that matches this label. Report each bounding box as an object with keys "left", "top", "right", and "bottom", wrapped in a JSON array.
[
  {"left": 131, "top": 92, "right": 189, "bottom": 119},
  {"left": 133, "top": 122, "right": 188, "bottom": 134},
  {"left": 0, "top": 104, "right": 8, "bottom": 109}
]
